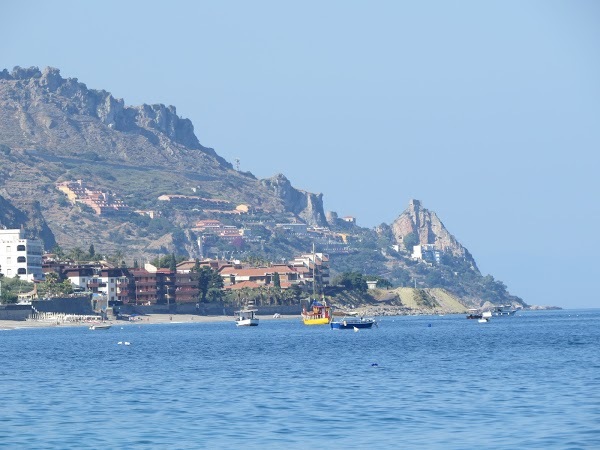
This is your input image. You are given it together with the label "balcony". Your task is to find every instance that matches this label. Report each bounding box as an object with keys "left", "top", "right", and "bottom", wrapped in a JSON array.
[
  {"left": 137, "top": 288, "right": 157, "bottom": 295},
  {"left": 175, "top": 280, "right": 198, "bottom": 287}
]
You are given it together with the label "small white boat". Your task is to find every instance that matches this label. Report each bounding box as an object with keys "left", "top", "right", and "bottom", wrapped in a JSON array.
[
  {"left": 235, "top": 302, "right": 259, "bottom": 327},
  {"left": 89, "top": 323, "right": 111, "bottom": 330},
  {"left": 478, "top": 318, "right": 490, "bottom": 323}
]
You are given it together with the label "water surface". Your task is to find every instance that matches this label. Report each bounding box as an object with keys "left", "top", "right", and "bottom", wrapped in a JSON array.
[{"left": 1, "top": 309, "right": 599, "bottom": 449}]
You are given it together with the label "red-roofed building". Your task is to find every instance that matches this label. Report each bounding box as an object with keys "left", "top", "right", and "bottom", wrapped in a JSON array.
[{"left": 219, "top": 264, "right": 301, "bottom": 289}]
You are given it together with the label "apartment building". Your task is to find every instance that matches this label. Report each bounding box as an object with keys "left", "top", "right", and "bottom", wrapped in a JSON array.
[{"left": 0, "top": 228, "right": 44, "bottom": 282}]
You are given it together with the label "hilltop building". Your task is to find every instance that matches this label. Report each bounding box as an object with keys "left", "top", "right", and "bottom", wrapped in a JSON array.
[
  {"left": 56, "top": 180, "right": 131, "bottom": 216},
  {"left": 412, "top": 244, "right": 442, "bottom": 264}
]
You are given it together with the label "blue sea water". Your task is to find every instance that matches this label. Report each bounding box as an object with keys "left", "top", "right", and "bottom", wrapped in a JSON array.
[{"left": 1, "top": 309, "right": 599, "bottom": 449}]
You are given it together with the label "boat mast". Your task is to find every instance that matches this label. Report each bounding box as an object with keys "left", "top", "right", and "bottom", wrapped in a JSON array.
[{"left": 312, "top": 242, "right": 316, "bottom": 301}]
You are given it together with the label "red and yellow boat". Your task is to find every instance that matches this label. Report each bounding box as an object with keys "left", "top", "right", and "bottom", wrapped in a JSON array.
[{"left": 301, "top": 300, "right": 332, "bottom": 325}]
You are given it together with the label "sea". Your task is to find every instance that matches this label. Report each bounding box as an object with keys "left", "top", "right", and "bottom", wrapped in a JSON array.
[{"left": 1, "top": 309, "right": 599, "bottom": 449}]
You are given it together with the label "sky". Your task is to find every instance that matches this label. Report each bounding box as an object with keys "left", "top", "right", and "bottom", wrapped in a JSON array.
[{"left": 2, "top": 1, "right": 599, "bottom": 308}]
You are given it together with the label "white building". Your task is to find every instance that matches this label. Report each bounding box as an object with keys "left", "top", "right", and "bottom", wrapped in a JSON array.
[{"left": 0, "top": 228, "right": 44, "bottom": 282}]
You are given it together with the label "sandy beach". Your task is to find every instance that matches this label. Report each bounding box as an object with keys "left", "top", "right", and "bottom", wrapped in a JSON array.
[{"left": 0, "top": 313, "right": 300, "bottom": 330}]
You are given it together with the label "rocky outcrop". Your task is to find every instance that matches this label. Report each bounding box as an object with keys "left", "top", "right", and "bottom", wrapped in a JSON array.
[
  {"left": 389, "top": 199, "right": 477, "bottom": 267},
  {"left": 0, "top": 194, "right": 56, "bottom": 250},
  {"left": 261, "top": 174, "right": 327, "bottom": 226},
  {"left": 0, "top": 66, "right": 229, "bottom": 166}
]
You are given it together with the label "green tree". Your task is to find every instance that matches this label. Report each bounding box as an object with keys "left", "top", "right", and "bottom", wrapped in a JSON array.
[
  {"left": 403, "top": 232, "right": 419, "bottom": 254},
  {"left": 88, "top": 244, "right": 95, "bottom": 259},
  {"left": 196, "top": 266, "right": 223, "bottom": 302},
  {"left": 39, "top": 272, "right": 74, "bottom": 297},
  {"left": 333, "top": 272, "right": 368, "bottom": 292},
  {"left": 207, "top": 288, "right": 222, "bottom": 302},
  {"left": 169, "top": 252, "right": 177, "bottom": 272},
  {"left": 273, "top": 271, "right": 281, "bottom": 289},
  {"left": 52, "top": 244, "right": 65, "bottom": 259},
  {"left": 0, "top": 276, "right": 34, "bottom": 304},
  {"left": 70, "top": 247, "right": 85, "bottom": 263},
  {"left": 376, "top": 278, "right": 392, "bottom": 289}
]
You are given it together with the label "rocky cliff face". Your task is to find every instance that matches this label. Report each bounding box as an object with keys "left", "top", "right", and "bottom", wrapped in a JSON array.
[
  {"left": 0, "top": 194, "right": 56, "bottom": 249},
  {"left": 260, "top": 174, "right": 327, "bottom": 226},
  {"left": 390, "top": 199, "right": 477, "bottom": 268},
  {"left": 0, "top": 66, "right": 229, "bottom": 167}
]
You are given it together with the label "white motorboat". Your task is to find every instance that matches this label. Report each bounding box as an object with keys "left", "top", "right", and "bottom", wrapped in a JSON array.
[
  {"left": 89, "top": 323, "right": 111, "bottom": 330},
  {"left": 235, "top": 302, "right": 259, "bottom": 327},
  {"left": 478, "top": 311, "right": 492, "bottom": 323}
]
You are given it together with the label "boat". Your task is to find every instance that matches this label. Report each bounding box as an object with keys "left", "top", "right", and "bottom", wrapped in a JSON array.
[
  {"left": 235, "top": 301, "right": 259, "bottom": 327},
  {"left": 301, "top": 300, "right": 332, "bottom": 325},
  {"left": 330, "top": 316, "right": 376, "bottom": 330},
  {"left": 89, "top": 323, "right": 111, "bottom": 330},
  {"left": 477, "top": 311, "right": 492, "bottom": 323},
  {"left": 492, "top": 305, "right": 517, "bottom": 316},
  {"left": 466, "top": 309, "right": 483, "bottom": 319}
]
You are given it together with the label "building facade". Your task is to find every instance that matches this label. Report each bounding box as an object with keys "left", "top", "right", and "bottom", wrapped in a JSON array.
[{"left": 0, "top": 229, "right": 44, "bottom": 282}]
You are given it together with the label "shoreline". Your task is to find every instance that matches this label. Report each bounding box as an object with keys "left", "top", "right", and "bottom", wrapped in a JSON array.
[{"left": 0, "top": 313, "right": 300, "bottom": 330}]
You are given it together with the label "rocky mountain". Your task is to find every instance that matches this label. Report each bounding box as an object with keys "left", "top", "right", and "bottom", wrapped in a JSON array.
[
  {"left": 261, "top": 174, "right": 327, "bottom": 227},
  {"left": 0, "top": 66, "right": 326, "bottom": 251},
  {"left": 390, "top": 199, "right": 477, "bottom": 268}
]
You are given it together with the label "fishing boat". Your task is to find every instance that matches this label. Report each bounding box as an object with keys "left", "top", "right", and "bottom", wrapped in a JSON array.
[
  {"left": 301, "top": 300, "right": 332, "bottom": 325},
  {"left": 330, "top": 316, "right": 376, "bottom": 330},
  {"left": 301, "top": 244, "right": 332, "bottom": 325},
  {"left": 89, "top": 323, "right": 111, "bottom": 330},
  {"left": 235, "top": 301, "right": 259, "bottom": 327}
]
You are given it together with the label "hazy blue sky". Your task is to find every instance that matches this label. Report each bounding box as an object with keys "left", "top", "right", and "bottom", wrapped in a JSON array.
[{"left": 2, "top": 1, "right": 599, "bottom": 308}]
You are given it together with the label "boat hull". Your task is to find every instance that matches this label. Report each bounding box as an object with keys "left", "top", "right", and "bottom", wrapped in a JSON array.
[
  {"left": 89, "top": 324, "right": 111, "bottom": 330},
  {"left": 302, "top": 317, "right": 331, "bottom": 325},
  {"left": 331, "top": 320, "right": 375, "bottom": 330},
  {"left": 235, "top": 318, "right": 259, "bottom": 326}
]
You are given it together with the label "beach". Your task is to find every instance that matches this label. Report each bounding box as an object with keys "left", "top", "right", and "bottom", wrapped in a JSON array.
[{"left": 0, "top": 313, "right": 299, "bottom": 330}]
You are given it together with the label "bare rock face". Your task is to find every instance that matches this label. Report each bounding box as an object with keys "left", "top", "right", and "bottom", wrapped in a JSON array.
[
  {"left": 0, "top": 194, "right": 56, "bottom": 249},
  {"left": 261, "top": 174, "right": 327, "bottom": 226},
  {"left": 390, "top": 199, "right": 477, "bottom": 267},
  {"left": 0, "top": 66, "right": 227, "bottom": 165}
]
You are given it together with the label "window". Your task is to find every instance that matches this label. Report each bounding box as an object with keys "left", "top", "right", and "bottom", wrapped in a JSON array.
[
  {"left": 17, "top": 256, "right": 26, "bottom": 263},
  {"left": 17, "top": 245, "right": 26, "bottom": 251},
  {"left": 6, "top": 246, "right": 10, "bottom": 252},
  {"left": 17, "top": 268, "right": 26, "bottom": 275}
]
